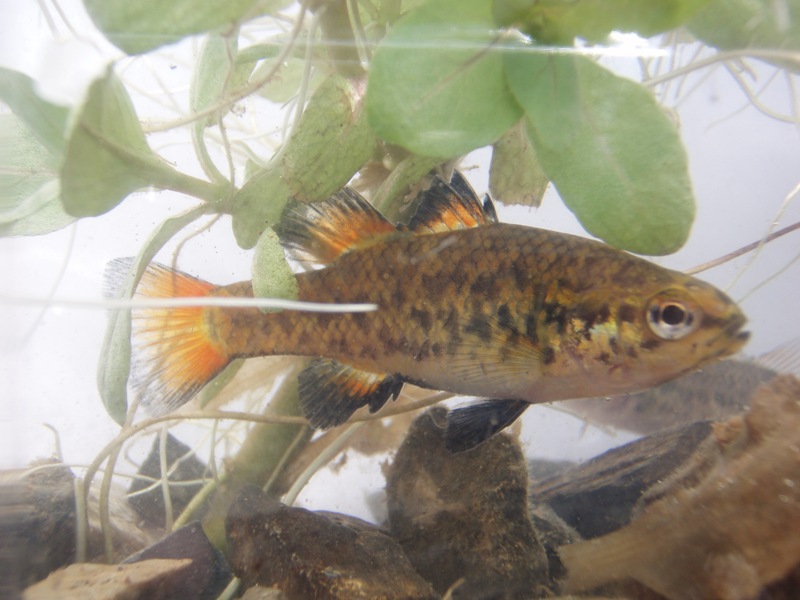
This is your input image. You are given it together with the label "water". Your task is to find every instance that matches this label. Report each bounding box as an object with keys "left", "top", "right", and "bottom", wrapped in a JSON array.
[{"left": 1, "top": 1, "right": 799, "bottom": 598}]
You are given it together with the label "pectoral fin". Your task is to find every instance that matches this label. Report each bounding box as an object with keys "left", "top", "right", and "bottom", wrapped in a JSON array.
[
  {"left": 298, "top": 359, "right": 404, "bottom": 429},
  {"left": 444, "top": 399, "right": 529, "bottom": 453}
]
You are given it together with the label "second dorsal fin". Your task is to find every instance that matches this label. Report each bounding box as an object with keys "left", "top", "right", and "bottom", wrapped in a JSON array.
[
  {"left": 409, "top": 171, "right": 498, "bottom": 234},
  {"left": 276, "top": 187, "right": 397, "bottom": 264}
]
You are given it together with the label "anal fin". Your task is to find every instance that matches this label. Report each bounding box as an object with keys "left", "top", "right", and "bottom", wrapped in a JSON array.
[
  {"left": 298, "top": 359, "right": 404, "bottom": 429},
  {"left": 445, "top": 399, "right": 529, "bottom": 453}
]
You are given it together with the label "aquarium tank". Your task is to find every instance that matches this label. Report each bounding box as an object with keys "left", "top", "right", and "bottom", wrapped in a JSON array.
[{"left": 1, "top": 0, "right": 799, "bottom": 598}]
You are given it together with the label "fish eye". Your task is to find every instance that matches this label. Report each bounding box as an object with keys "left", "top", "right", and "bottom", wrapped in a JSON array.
[{"left": 647, "top": 300, "right": 698, "bottom": 340}]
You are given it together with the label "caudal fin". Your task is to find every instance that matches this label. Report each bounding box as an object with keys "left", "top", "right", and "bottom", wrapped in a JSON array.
[{"left": 106, "top": 258, "right": 231, "bottom": 415}]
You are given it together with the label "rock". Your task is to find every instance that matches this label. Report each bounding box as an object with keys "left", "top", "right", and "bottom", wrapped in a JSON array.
[
  {"left": 0, "top": 461, "right": 75, "bottom": 594},
  {"left": 128, "top": 434, "right": 208, "bottom": 529},
  {"left": 240, "top": 586, "right": 288, "bottom": 600},
  {"left": 561, "top": 376, "right": 800, "bottom": 599},
  {"left": 22, "top": 558, "right": 191, "bottom": 600},
  {"left": 225, "top": 485, "right": 437, "bottom": 599},
  {"left": 1, "top": 460, "right": 155, "bottom": 597},
  {"left": 122, "top": 521, "right": 231, "bottom": 600},
  {"left": 386, "top": 407, "right": 550, "bottom": 598},
  {"left": 530, "top": 420, "right": 713, "bottom": 538},
  {"left": 528, "top": 504, "right": 581, "bottom": 584}
]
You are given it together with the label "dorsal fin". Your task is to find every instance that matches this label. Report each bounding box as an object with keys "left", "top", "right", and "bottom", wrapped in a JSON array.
[
  {"left": 276, "top": 188, "right": 397, "bottom": 264},
  {"left": 409, "top": 171, "right": 498, "bottom": 234}
]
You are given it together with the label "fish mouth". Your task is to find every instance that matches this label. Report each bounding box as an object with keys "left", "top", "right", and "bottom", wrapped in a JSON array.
[{"left": 716, "top": 312, "right": 750, "bottom": 357}]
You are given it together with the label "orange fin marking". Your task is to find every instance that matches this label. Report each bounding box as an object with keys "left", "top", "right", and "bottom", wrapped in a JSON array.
[
  {"left": 276, "top": 188, "right": 397, "bottom": 264},
  {"left": 409, "top": 171, "right": 498, "bottom": 234},
  {"left": 298, "top": 359, "right": 404, "bottom": 429},
  {"left": 111, "top": 259, "right": 231, "bottom": 415}
]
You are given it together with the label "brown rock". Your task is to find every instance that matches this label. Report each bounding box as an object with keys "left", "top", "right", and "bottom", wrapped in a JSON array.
[
  {"left": 122, "top": 521, "right": 231, "bottom": 600},
  {"left": 386, "top": 408, "right": 549, "bottom": 598},
  {"left": 128, "top": 433, "right": 208, "bottom": 529},
  {"left": 561, "top": 376, "right": 800, "bottom": 599},
  {"left": 23, "top": 558, "right": 191, "bottom": 600},
  {"left": 225, "top": 485, "right": 437, "bottom": 599},
  {"left": 530, "top": 420, "right": 713, "bottom": 538}
]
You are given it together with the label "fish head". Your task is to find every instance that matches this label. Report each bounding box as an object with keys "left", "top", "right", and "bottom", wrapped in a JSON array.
[{"left": 624, "top": 277, "right": 749, "bottom": 386}]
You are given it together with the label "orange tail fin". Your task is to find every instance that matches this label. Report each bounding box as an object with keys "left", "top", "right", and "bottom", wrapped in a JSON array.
[{"left": 108, "top": 259, "right": 231, "bottom": 415}]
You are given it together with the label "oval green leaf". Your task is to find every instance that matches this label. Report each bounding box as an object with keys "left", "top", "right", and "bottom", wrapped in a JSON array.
[
  {"left": 60, "top": 68, "right": 178, "bottom": 218},
  {"left": 0, "top": 67, "right": 69, "bottom": 157},
  {"left": 230, "top": 164, "right": 292, "bottom": 249},
  {"left": 506, "top": 51, "right": 695, "bottom": 255},
  {"left": 252, "top": 228, "right": 299, "bottom": 313},
  {"left": 489, "top": 119, "right": 548, "bottom": 207},
  {"left": 83, "top": 0, "right": 265, "bottom": 55},
  {"left": 366, "top": 0, "right": 523, "bottom": 159},
  {"left": 497, "top": 0, "right": 711, "bottom": 44},
  {"left": 282, "top": 75, "right": 376, "bottom": 202},
  {"left": 191, "top": 34, "right": 238, "bottom": 121},
  {"left": 0, "top": 115, "right": 75, "bottom": 236},
  {"left": 689, "top": 0, "right": 800, "bottom": 56}
]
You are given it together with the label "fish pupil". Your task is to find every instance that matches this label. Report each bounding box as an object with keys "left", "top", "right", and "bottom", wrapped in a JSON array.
[{"left": 661, "top": 303, "right": 687, "bottom": 326}]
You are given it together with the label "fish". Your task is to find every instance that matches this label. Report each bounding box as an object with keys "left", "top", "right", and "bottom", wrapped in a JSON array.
[
  {"left": 560, "top": 338, "right": 800, "bottom": 435},
  {"left": 111, "top": 172, "right": 749, "bottom": 452}
]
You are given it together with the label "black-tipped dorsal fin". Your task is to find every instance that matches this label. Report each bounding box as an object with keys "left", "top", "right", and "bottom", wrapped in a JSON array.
[
  {"left": 409, "top": 171, "right": 498, "bottom": 234},
  {"left": 276, "top": 188, "right": 397, "bottom": 264},
  {"left": 444, "top": 399, "right": 529, "bottom": 453},
  {"left": 298, "top": 359, "right": 404, "bottom": 429}
]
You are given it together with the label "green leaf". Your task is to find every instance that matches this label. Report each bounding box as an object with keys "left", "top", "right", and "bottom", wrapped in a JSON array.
[
  {"left": 371, "top": 153, "right": 443, "bottom": 221},
  {"left": 506, "top": 51, "right": 694, "bottom": 255},
  {"left": 230, "top": 164, "right": 292, "bottom": 249},
  {"left": 82, "top": 0, "right": 264, "bottom": 55},
  {"left": 689, "top": 0, "right": 800, "bottom": 54},
  {"left": 366, "top": 0, "right": 523, "bottom": 159},
  {"left": 98, "top": 204, "right": 210, "bottom": 424},
  {"left": 60, "top": 68, "right": 176, "bottom": 218},
  {"left": 489, "top": 119, "right": 548, "bottom": 207},
  {"left": 252, "top": 55, "right": 314, "bottom": 104},
  {"left": 0, "top": 67, "right": 69, "bottom": 156},
  {"left": 191, "top": 34, "right": 238, "bottom": 122},
  {"left": 252, "top": 228, "right": 299, "bottom": 312},
  {"left": 197, "top": 359, "right": 244, "bottom": 408},
  {"left": 282, "top": 75, "right": 377, "bottom": 202},
  {"left": 495, "top": 0, "right": 711, "bottom": 44},
  {"left": 0, "top": 115, "right": 75, "bottom": 236}
]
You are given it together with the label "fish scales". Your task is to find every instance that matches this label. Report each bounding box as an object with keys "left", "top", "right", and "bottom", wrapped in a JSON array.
[{"left": 116, "top": 172, "right": 748, "bottom": 450}]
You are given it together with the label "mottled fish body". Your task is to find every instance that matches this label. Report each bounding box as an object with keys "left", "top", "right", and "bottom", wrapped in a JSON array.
[{"left": 117, "top": 173, "right": 748, "bottom": 450}]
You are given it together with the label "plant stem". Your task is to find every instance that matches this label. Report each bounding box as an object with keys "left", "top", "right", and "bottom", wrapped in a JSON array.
[
  {"left": 316, "top": 0, "right": 364, "bottom": 77},
  {"left": 201, "top": 359, "right": 312, "bottom": 550},
  {"left": 372, "top": 153, "right": 442, "bottom": 221}
]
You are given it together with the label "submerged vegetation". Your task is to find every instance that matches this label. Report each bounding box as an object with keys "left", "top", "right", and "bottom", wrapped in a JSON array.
[{"left": 2, "top": 0, "right": 800, "bottom": 597}]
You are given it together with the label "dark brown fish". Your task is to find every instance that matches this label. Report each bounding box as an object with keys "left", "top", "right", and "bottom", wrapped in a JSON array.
[
  {"left": 561, "top": 339, "right": 800, "bottom": 434},
  {"left": 115, "top": 172, "right": 749, "bottom": 450}
]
